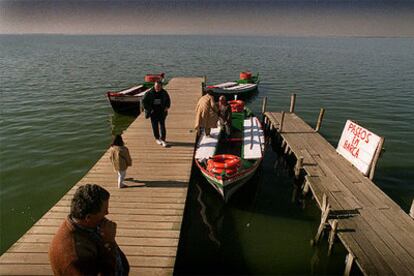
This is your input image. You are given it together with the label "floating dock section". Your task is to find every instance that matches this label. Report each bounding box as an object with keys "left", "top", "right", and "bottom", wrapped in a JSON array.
[
  {"left": 263, "top": 101, "right": 414, "bottom": 275},
  {"left": 0, "top": 77, "right": 204, "bottom": 275}
]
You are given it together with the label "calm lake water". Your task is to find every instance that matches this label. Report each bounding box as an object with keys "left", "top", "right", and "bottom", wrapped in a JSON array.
[{"left": 1, "top": 35, "right": 413, "bottom": 274}]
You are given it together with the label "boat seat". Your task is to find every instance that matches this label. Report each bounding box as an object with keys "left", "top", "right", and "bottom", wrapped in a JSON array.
[
  {"left": 243, "top": 117, "right": 264, "bottom": 159},
  {"left": 195, "top": 128, "right": 221, "bottom": 160}
]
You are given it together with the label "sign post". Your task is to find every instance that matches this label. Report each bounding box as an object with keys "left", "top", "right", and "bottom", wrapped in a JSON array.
[{"left": 336, "top": 120, "right": 382, "bottom": 177}]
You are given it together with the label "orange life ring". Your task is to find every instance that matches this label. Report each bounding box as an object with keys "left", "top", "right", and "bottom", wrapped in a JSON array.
[
  {"left": 207, "top": 159, "right": 239, "bottom": 175},
  {"left": 228, "top": 100, "right": 245, "bottom": 113},
  {"left": 210, "top": 167, "right": 238, "bottom": 176},
  {"left": 207, "top": 154, "right": 241, "bottom": 170},
  {"left": 240, "top": 71, "right": 252, "bottom": 80}
]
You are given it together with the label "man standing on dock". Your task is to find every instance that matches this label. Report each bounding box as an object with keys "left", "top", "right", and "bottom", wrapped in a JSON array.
[
  {"left": 49, "top": 184, "right": 129, "bottom": 275},
  {"left": 143, "top": 80, "right": 171, "bottom": 147}
]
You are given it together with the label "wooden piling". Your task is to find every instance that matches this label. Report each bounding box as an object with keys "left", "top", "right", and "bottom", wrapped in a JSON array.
[
  {"left": 344, "top": 253, "right": 354, "bottom": 276},
  {"left": 301, "top": 180, "right": 311, "bottom": 209},
  {"left": 410, "top": 199, "right": 414, "bottom": 219},
  {"left": 261, "top": 96, "right": 268, "bottom": 114},
  {"left": 368, "top": 137, "right": 385, "bottom": 180},
  {"left": 294, "top": 156, "right": 304, "bottom": 179},
  {"left": 279, "top": 111, "right": 285, "bottom": 133},
  {"left": 290, "top": 93, "right": 296, "bottom": 113},
  {"left": 302, "top": 180, "right": 310, "bottom": 196},
  {"left": 328, "top": 219, "right": 338, "bottom": 256},
  {"left": 202, "top": 75, "right": 207, "bottom": 95},
  {"left": 312, "top": 193, "right": 330, "bottom": 245},
  {"left": 315, "top": 108, "right": 325, "bottom": 132}
]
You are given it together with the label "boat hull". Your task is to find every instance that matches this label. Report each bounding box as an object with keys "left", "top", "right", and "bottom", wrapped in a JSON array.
[
  {"left": 107, "top": 95, "right": 142, "bottom": 115},
  {"left": 197, "top": 158, "right": 262, "bottom": 202}
]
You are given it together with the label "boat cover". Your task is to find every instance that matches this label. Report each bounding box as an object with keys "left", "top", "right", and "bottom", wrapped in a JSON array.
[
  {"left": 243, "top": 117, "right": 264, "bottom": 159},
  {"left": 195, "top": 128, "right": 221, "bottom": 160},
  {"left": 213, "top": 82, "right": 237, "bottom": 88},
  {"left": 225, "top": 83, "right": 257, "bottom": 91}
]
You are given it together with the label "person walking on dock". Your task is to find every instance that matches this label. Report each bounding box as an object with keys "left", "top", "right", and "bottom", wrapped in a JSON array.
[
  {"left": 218, "top": 95, "right": 232, "bottom": 137},
  {"left": 195, "top": 90, "right": 218, "bottom": 137},
  {"left": 143, "top": 80, "right": 171, "bottom": 147},
  {"left": 49, "top": 184, "right": 129, "bottom": 275},
  {"left": 109, "top": 134, "right": 132, "bottom": 188}
]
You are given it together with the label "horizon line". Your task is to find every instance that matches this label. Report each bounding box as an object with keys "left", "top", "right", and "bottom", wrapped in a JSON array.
[{"left": 1, "top": 33, "right": 413, "bottom": 39}]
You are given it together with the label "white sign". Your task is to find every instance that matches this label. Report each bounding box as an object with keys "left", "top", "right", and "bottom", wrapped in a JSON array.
[{"left": 336, "top": 120, "right": 381, "bottom": 175}]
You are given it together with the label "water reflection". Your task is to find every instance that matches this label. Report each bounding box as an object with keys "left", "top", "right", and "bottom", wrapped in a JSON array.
[
  {"left": 175, "top": 167, "right": 261, "bottom": 275},
  {"left": 108, "top": 111, "right": 137, "bottom": 135}
]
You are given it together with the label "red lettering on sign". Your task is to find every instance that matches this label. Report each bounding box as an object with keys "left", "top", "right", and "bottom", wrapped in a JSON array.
[
  {"left": 348, "top": 122, "right": 355, "bottom": 132},
  {"left": 366, "top": 133, "right": 371, "bottom": 143},
  {"left": 343, "top": 139, "right": 360, "bottom": 158},
  {"left": 347, "top": 122, "right": 373, "bottom": 144}
]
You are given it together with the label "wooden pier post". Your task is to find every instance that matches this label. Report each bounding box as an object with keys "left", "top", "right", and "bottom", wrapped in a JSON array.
[
  {"left": 368, "top": 137, "right": 385, "bottom": 180},
  {"left": 312, "top": 193, "right": 330, "bottom": 245},
  {"left": 279, "top": 111, "right": 285, "bottom": 133},
  {"left": 301, "top": 179, "right": 311, "bottom": 209},
  {"left": 410, "top": 199, "right": 414, "bottom": 219},
  {"left": 262, "top": 96, "right": 268, "bottom": 114},
  {"left": 315, "top": 108, "right": 325, "bottom": 132},
  {"left": 291, "top": 157, "right": 303, "bottom": 203},
  {"left": 202, "top": 75, "right": 207, "bottom": 95},
  {"left": 290, "top": 93, "right": 296, "bottom": 113},
  {"left": 344, "top": 253, "right": 354, "bottom": 276},
  {"left": 294, "top": 156, "right": 304, "bottom": 179},
  {"left": 328, "top": 219, "right": 338, "bottom": 256},
  {"left": 262, "top": 97, "right": 268, "bottom": 127}
]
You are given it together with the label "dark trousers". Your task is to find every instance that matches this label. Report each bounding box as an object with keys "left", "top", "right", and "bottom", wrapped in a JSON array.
[{"left": 150, "top": 114, "right": 166, "bottom": 141}]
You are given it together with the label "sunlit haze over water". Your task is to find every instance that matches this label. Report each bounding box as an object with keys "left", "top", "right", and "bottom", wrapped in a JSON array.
[{"left": 1, "top": 0, "right": 414, "bottom": 37}]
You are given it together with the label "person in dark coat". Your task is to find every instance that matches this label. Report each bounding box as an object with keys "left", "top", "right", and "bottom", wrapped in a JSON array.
[
  {"left": 218, "top": 95, "right": 232, "bottom": 137},
  {"left": 49, "top": 184, "right": 129, "bottom": 275},
  {"left": 142, "top": 81, "right": 171, "bottom": 147}
]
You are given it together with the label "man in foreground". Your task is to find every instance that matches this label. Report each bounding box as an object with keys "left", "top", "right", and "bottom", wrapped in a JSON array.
[{"left": 49, "top": 184, "right": 129, "bottom": 275}]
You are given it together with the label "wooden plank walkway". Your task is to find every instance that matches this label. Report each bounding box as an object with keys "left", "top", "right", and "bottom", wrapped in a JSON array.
[
  {"left": 264, "top": 112, "right": 414, "bottom": 275},
  {"left": 0, "top": 77, "right": 203, "bottom": 275}
]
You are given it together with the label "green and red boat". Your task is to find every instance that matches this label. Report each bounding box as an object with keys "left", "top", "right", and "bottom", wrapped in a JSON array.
[
  {"left": 194, "top": 100, "right": 265, "bottom": 202},
  {"left": 206, "top": 71, "right": 260, "bottom": 98}
]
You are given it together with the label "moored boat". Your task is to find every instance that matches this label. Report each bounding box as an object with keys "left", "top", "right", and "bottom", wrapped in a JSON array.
[
  {"left": 194, "top": 100, "right": 265, "bottom": 202},
  {"left": 206, "top": 72, "right": 259, "bottom": 97},
  {"left": 106, "top": 73, "right": 165, "bottom": 114}
]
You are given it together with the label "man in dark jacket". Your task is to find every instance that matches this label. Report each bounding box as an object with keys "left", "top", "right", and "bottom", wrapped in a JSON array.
[
  {"left": 49, "top": 184, "right": 129, "bottom": 275},
  {"left": 142, "top": 81, "right": 171, "bottom": 147}
]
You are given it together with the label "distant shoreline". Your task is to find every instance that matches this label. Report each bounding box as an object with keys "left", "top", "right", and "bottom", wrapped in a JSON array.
[{"left": 1, "top": 33, "right": 413, "bottom": 39}]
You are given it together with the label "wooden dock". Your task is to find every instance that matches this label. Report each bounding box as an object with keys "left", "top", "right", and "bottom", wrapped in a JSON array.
[
  {"left": 0, "top": 77, "right": 203, "bottom": 275},
  {"left": 263, "top": 110, "right": 414, "bottom": 275}
]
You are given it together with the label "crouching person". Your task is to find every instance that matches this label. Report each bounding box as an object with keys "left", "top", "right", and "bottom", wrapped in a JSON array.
[
  {"left": 218, "top": 95, "right": 232, "bottom": 137},
  {"left": 49, "top": 184, "right": 129, "bottom": 275}
]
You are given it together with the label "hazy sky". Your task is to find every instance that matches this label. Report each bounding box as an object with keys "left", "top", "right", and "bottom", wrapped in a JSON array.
[{"left": 1, "top": 0, "right": 414, "bottom": 36}]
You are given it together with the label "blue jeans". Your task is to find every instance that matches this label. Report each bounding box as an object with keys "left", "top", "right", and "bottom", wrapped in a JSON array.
[{"left": 150, "top": 114, "right": 166, "bottom": 141}]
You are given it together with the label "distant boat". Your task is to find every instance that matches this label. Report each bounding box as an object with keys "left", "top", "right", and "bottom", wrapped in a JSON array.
[
  {"left": 206, "top": 72, "right": 259, "bottom": 97},
  {"left": 106, "top": 73, "right": 165, "bottom": 114},
  {"left": 194, "top": 100, "right": 265, "bottom": 202}
]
